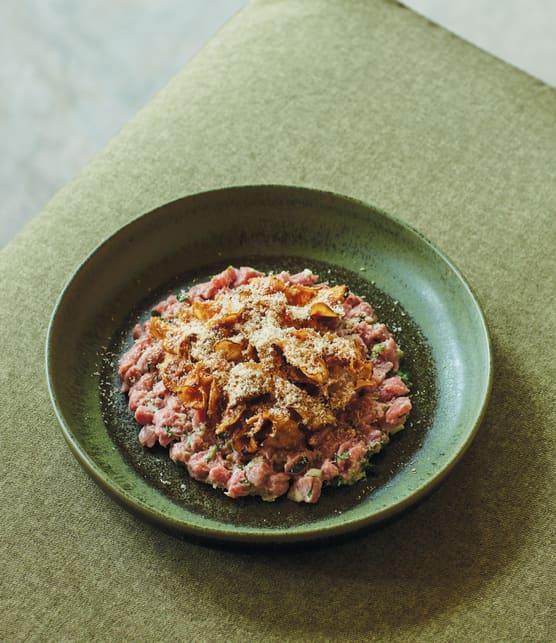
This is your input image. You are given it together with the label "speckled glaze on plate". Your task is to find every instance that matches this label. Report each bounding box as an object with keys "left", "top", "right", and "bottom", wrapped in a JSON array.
[{"left": 46, "top": 185, "right": 491, "bottom": 545}]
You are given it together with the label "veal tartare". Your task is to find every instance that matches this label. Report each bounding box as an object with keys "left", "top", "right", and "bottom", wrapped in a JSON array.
[{"left": 118, "top": 266, "right": 412, "bottom": 503}]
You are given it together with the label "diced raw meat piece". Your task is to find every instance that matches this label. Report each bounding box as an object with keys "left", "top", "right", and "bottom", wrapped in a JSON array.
[
  {"left": 208, "top": 463, "right": 232, "bottom": 488},
  {"left": 288, "top": 475, "right": 323, "bottom": 503},
  {"left": 233, "top": 266, "right": 264, "bottom": 285},
  {"left": 378, "top": 376, "right": 409, "bottom": 401},
  {"left": 138, "top": 425, "right": 157, "bottom": 447},
  {"left": 385, "top": 397, "right": 412, "bottom": 425},
  {"left": 226, "top": 469, "right": 252, "bottom": 498}
]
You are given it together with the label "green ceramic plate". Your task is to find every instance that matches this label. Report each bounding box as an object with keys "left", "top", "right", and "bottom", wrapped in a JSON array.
[{"left": 46, "top": 185, "right": 491, "bottom": 545}]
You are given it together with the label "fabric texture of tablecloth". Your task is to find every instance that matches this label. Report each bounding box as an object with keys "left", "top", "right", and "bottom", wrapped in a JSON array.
[{"left": 1, "top": 0, "right": 555, "bottom": 640}]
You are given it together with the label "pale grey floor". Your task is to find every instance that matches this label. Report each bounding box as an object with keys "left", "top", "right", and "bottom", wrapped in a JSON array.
[
  {"left": 0, "top": 0, "right": 246, "bottom": 247},
  {"left": 1, "top": 0, "right": 555, "bottom": 248},
  {"left": 403, "top": 0, "right": 556, "bottom": 86}
]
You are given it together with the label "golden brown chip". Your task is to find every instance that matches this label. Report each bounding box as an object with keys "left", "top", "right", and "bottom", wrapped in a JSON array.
[
  {"left": 159, "top": 354, "right": 192, "bottom": 389},
  {"left": 149, "top": 316, "right": 171, "bottom": 340},
  {"left": 207, "top": 379, "right": 221, "bottom": 420},
  {"left": 192, "top": 300, "right": 219, "bottom": 321},
  {"left": 327, "top": 284, "right": 347, "bottom": 302},
  {"left": 177, "top": 384, "right": 206, "bottom": 409},
  {"left": 309, "top": 302, "right": 340, "bottom": 318},
  {"left": 286, "top": 284, "right": 318, "bottom": 306},
  {"left": 209, "top": 311, "right": 242, "bottom": 327},
  {"left": 299, "top": 357, "right": 329, "bottom": 384},
  {"left": 231, "top": 425, "right": 258, "bottom": 453},
  {"left": 354, "top": 379, "right": 376, "bottom": 390},
  {"left": 263, "top": 419, "right": 305, "bottom": 449},
  {"left": 214, "top": 339, "right": 245, "bottom": 360},
  {"left": 216, "top": 404, "right": 246, "bottom": 435}
]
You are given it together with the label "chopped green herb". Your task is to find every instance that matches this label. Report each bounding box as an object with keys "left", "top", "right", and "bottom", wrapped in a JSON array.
[
  {"left": 177, "top": 291, "right": 189, "bottom": 302},
  {"left": 290, "top": 456, "right": 309, "bottom": 473},
  {"left": 239, "top": 478, "right": 251, "bottom": 487},
  {"left": 205, "top": 445, "right": 217, "bottom": 462},
  {"left": 163, "top": 426, "right": 174, "bottom": 437},
  {"left": 371, "top": 342, "right": 387, "bottom": 358},
  {"left": 335, "top": 451, "right": 350, "bottom": 461},
  {"left": 398, "top": 370, "right": 412, "bottom": 387}
]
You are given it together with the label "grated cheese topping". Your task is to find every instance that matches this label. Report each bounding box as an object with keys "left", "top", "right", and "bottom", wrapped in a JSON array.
[{"left": 148, "top": 274, "right": 383, "bottom": 452}]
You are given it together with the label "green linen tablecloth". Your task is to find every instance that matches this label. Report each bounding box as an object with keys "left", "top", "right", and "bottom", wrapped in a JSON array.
[{"left": 1, "top": 1, "right": 555, "bottom": 640}]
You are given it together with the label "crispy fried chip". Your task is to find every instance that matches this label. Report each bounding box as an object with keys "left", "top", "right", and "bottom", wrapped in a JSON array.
[
  {"left": 149, "top": 316, "right": 171, "bottom": 340},
  {"left": 192, "top": 300, "right": 220, "bottom": 321},
  {"left": 214, "top": 339, "right": 244, "bottom": 361},
  {"left": 309, "top": 302, "right": 340, "bottom": 318},
  {"left": 216, "top": 404, "right": 246, "bottom": 435},
  {"left": 177, "top": 384, "right": 206, "bottom": 409}
]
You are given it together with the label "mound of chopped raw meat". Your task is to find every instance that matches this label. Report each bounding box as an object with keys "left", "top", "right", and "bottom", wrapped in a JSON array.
[{"left": 118, "top": 266, "right": 411, "bottom": 503}]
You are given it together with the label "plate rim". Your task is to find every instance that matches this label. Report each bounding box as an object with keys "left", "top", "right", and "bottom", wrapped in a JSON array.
[{"left": 45, "top": 184, "right": 493, "bottom": 544}]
